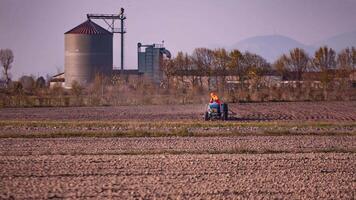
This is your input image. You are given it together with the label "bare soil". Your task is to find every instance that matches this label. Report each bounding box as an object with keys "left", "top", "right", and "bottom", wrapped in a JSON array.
[
  {"left": 0, "top": 101, "right": 355, "bottom": 199},
  {"left": 0, "top": 136, "right": 355, "bottom": 156},
  {"left": 0, "top": 137, "right": 355, "bottom": 199},
  {"left": 0, "top": 101, "right": 355, "bottom": 122}
]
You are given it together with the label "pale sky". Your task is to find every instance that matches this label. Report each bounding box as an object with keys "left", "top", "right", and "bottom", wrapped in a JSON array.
[{"left": 1, "top": 0, "right": 356, "bottom": 79}]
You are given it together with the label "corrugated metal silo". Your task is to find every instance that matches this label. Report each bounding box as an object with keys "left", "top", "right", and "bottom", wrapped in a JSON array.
[
  {"left": 64, "top": 20, "right": 113, "bottom": 87},
  {"left": 138, "top": 43, "right": 171, "bottom": 84}
]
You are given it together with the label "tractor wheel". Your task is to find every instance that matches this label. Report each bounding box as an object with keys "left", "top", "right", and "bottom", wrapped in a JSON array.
[
  {"left": 221, "top": 103, "right": 228, "bottom": 120},
  {"left": 222, "top": 111, "right": 228, "bottom": 120},
  {"left": 204, "top": 112, "right": 209, "bottom": 121}
]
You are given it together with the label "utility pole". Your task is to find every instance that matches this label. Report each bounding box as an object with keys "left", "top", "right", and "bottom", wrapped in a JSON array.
[{"left": 119, "top": 8, "right": 126, "bottom": 73}]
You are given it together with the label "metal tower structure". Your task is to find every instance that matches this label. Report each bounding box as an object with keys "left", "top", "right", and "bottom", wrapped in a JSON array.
[{"left": 87, "top": 8, "right": 126, "bottom": 72}]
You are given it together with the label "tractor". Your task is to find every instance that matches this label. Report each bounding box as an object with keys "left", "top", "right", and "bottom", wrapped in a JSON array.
[{"left": 204, "top": 102, "right": 228, "bottom": 121}]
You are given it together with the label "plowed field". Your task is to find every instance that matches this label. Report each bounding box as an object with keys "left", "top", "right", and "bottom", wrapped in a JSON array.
[
  {"left": 0, "top": 137, "right": 355, "bottom": 199},
  {"left": 0, "top": 101, "right": 355, "bottom": 199},
  {"left": 0, "top": 101, "right": 355, "bottom": 122}
]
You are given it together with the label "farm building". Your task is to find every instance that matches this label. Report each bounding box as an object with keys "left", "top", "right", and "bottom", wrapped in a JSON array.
[{"left": 54, "top": 13, "right": 171, "bottom": 89}]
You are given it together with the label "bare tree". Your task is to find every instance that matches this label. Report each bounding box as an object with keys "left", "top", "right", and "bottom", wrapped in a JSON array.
[
  {"left": 275, "top": 48, "right": 310, "bottom": 81},
  {"left": 173, "top": 52, "right": 189, "bottom": 88},
  {"left": 313, "top": 46, "right": 336, "bottom": 84},
  {"left": 274, "top": 55, "right": 289, "bottom": 80},
  {"left": 313, "top": 46, "right": 336, "bottom": 71},
  {"left": 228, "top": 49, "right": 243, "bottom": 78},
  {"left": 335, "top": 48, "right": 354, "bottom": 98},
  {"left": 337, "top": 47, "right": 356, "bottom": 81},
  {"left": 338, "top": 48, "right": 354, "bottom": 69},
  {"left": 184, "top": 54, "right": 199, "bottom": 89},
  {"left": 239, "top": 52, "right": 270, "bottom": 94},
  {"left": 191, "top": 48, "right": 214, "bottom": 89},
  {"left": 213, "top": 48, "right": 230, "bottom": 91},
  {"left": 213, "top": 48, "right": 230, "bottom": 73},
  {"left": 229, "top": 49, "right": 247, "bottom": 86},
  {"left": 0, "top": 49, "right": 14, "bottom": 85},
  {"left": 160, "top": 57, "right": 175, "bottom": 89},
  {"left": 240, "top": 52, "right": 270, "bottom": 76},
  {"left": 312, "top": 46, "right": 337, "bottom": 100}
]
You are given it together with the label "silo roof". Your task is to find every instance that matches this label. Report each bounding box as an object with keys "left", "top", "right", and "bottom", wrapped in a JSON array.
[{"left": 65, "top": 20, "right": 112, "bottom": 35}]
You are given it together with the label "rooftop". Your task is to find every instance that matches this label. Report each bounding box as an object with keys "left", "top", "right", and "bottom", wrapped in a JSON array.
[{"left": 65, "top": 20, "right": 112, "bottom": 35}]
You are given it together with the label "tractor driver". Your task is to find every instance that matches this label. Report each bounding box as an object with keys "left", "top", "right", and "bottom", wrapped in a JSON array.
[{"left": 209, "top": 92, "right": 221, "bottom": 105}]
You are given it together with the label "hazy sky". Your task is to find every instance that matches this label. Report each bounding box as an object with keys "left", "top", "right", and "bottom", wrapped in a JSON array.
[{"left": 1, "top": 0, "right": 356, "bottom": 79}]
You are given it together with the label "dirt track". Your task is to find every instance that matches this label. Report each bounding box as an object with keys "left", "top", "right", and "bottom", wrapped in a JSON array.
[
  {"left": 0, "top": 137, "right": 355, "bottom": 199},
  {"left": 0, "top": 101, "right": 355, "bottom": 122}
]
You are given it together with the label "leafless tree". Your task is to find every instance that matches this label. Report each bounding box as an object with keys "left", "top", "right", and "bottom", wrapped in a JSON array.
[
  {"left": 227, "top": 49, "right": 242, "bottom": 67},
  {"left": 313, "top": 46, "right": 336, "bottom": 85},
  {"left": 173, "top": 52, "right": 189, "bottom": 88},
  {"left": 334, "top": 47, "right": 354, "bottom": 98},
  {"left": 213, "top": 48, "right": 229, "bottom": 73},
  {"left": 239, "top": 52, "right": 270, "bottom": 93},
  {"left": 0, "top": 49, "right": 14, "bottom": 85},
  {"left": 313, "top": 46, "right": 336, "bottom": 71},
  {"left": 312, "top": 46, "right": 337, "bottom": 100},
  {"left": 337, "top": 48, "right": 354, "bottom": 69},
  {"left": 213, "top": 48, "right": 230, "bottom": 91},
  {"left": 275, "top": 48, "right": 310, "bottom": 81},
  {"left": 228, "top": 49, "right": 243, "bottom": 78},
  {"left": 160, "top": 57, "right": 175, "bottom": 89},
  {"left": 240, "top": 52, "right": 270, "bottom": 76},
  {"left": 184, "top": 55, "right": 199, "bottom": 90},
  {"left": 191, "top": 48, "right": 214, "bottom": 89},
  {"left": 274, "top": 55, "right": 289, "bottom": 80}
]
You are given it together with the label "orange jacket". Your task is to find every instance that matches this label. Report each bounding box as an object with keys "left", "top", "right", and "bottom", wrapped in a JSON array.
[{"left": 209, "top": 93, "right": 221, "bottom": 104}]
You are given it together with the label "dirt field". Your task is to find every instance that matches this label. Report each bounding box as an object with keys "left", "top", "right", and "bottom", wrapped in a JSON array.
[
  {"left": 0, "top": 136, "right": 355, "bottom": 156},
  {"left": 0, "top": 101, "right": 355, "bottom": 122},
  {"left": 0, "top": 137, "right": 355, "bottom": 199},
  {"left": 0, "top": 101, "right": 355, "bottom": 199}
]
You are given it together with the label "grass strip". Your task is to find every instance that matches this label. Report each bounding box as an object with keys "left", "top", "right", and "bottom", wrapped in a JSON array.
[{"left": 1, "top": 120, "right": 355, "bottom": 138}]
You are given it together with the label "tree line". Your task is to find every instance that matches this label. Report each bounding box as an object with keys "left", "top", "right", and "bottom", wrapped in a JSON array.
[
  {"left": 161, "top": 48, "right": 271, "bottom": 91},
  {"left": 160, "top": 46, "right": 356, "bottom": 89},
  {"left": 1, "top": 46, "right": 355, "bottom": 107}
]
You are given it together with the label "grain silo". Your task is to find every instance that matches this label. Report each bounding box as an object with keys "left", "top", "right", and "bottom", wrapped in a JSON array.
[
  {"left": 64, "top": 19, "right": 113, "bottom": 88},
  {"left": 138, "top": 43, "right": 171, "bottom": 84}
]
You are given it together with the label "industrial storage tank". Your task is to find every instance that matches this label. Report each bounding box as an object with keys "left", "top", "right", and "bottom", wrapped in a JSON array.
[
  {"left": 138, "top": 43, "right": 171, "bottom": 84},
  {"left": 64, "top": 20, "right": 113, "bottom": 88}
]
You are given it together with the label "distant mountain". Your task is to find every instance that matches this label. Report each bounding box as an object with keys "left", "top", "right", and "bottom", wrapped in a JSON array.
[
  {"left": 313, "top": 31, "right": 356, "bottom": 51},
  {"left": 229, "top": 35, "right": 314, "bottom": 63},
  {"left": 228, "top": 31, "right": 356, "bottom": 63}
]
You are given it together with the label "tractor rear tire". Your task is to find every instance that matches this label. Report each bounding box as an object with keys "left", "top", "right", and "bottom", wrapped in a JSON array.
[
  {"left": 222, "top": 112, "right": 228, "bottom": 120},
  {"left": 204, "top": 112, "right": 209, "bottom": 121},
  {"left": 221, "top": 103, "right": 228, "bottom": 120}
]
